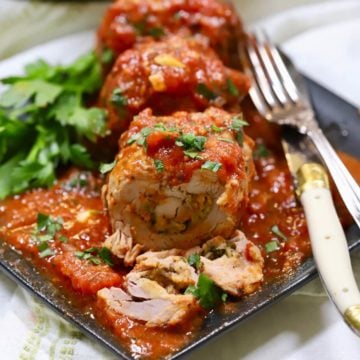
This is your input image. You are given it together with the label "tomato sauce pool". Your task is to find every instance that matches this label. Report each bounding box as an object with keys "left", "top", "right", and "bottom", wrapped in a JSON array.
[{"left": 0, "top": 101, "right": 358, "bottom": 359}]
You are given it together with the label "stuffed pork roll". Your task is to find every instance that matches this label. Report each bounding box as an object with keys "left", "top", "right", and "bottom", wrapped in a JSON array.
[
  {"left": 99, "top": 35, "right": 250, "bottom": 139},
  {"left": 103, "top": 107, "right": 255, "bottom": 260},
  {"left": 97, "top": 0, "right": 244, "bottom": 69}
]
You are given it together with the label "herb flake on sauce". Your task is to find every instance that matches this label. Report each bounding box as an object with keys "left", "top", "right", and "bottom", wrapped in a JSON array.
[
  {"left": 75, "top": 246, "right": 114, "bottom": 267},
  {"left": 271, "top": 225, "right": 288, "bottom": 241},
  {"left": 265, "top": 240, "right": 280, "bottom": 253}
]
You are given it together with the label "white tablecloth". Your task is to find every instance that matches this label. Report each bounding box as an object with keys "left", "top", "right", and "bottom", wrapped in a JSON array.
[{"left": 0, "top": 1, "right": 359, "bottom": 359}]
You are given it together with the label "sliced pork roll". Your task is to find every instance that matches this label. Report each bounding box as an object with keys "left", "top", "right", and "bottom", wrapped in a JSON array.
[
  {"left": 97, "top": 231, "right": 263, "bottom": 327},
  {"left": 196, "top": 230, "right": 264, "bottom": 295},
  {"left": 104, "top": 107, "right": 255, "bottom": 255},
  {"left": 97, "top": 287, "right": 198, "bottom": 327}
]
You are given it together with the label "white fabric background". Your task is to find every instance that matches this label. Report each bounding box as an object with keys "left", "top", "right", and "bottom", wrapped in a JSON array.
[{"left": 0, "top": 0, "right": 359, "bottom": 359}]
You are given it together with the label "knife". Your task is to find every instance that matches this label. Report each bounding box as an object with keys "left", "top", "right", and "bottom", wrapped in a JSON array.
[{"left": 281, "top": 124, "right": 360, "bottom": 335}]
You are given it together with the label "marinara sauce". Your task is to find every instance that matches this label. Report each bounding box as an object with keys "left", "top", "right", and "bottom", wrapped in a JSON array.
[{"left": 0, "top": 100, "right": 358, "bottom": 359}]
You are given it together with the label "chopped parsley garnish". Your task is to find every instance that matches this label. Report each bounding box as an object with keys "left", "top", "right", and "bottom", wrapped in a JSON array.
[
  {"left": 226, "top": 78, "right": 239, "bottom": 97},
  {"left": 127, "top": 126, "right": 164, "bottom": 149},
  {"left": 36, "top": 213, "right": 51, "bottom": 232},
  {"left": 110, "top": 88, "right": 128, "bottom": 109},
  {"left": 154, "top": 159, "right": 164, "bottom": 172},
  {"left": 127, "top": 125, "right": 207, "bottom": 161},
  {"left": 101, "top": 48, "right": 114, "bottom": 64},
  {"left": 34, "top": 213, "right": 64, "bottom": 257},
  {"left": 132, "top": 21, "right": 146, "bottom": 35},
  {"left": 265, "top": 240, "right": 280, "bottom": 253},
  {"left": 193, "top": 136, "right": 207, "bottom": 150},
  {"left": 235, "top": 131, "right": 244, "bottom": 146},
  {"left": 148, "top": 27, "right": 165, "bottom": 38},
  {"left": 175, "top": 133, "right": 207, "bottom": 159},
  {"left": 98, "top": 247, "right": 114, "bottom": 266},
  {"left": 167, "top": 126, "right": 179, "bottom": 132},
  {"left": 37, "top": 240, "right": 50, "bottom": 252},
  {"left": 218, "top": 137, "right": 234, "bottom": 144},
  {"left": 183, "top": 150, "right": 203, "bottom": 160},
  {"left": 185, "top": 274, "right": 228, "bottom": 309},
  {"left": 99, "top": 160, "right": 116, "bottom": 174},
  {"left": 135, "top": 127, "right": 153, "bottom": 148},
  {"left": 75, "top": 246, "right": 114, "bottom": 266},
  {"left": 36, "top": 234, "right": 53, "bottom": 243},
  {"left": 196, "top": 83, "right": 217, "bottom": 101},
  {"left": 173, "top": 11, "right": 182, "bottom": 20},
  {"left": 254, "top": 143, "right": 270, "bottom": 158},
  {"left": 133, "top": 20, "right": 165, "bottom": 39},
  {"left": 37, "top": 213, "right": 63, "bottom": 235},
  {"left": 154, "top": 123, "right": 166, "bottom": 131},
  {"left": 201, "top": 161, "right": 222, "bottom": 173},
  {"left": 59, "top": 235, "right": 69, "bottom": 243},
  {"left": 230, "top": 115, "right": 249, "bottom": 131},
  {"left": 211, "top": 124, "right": 224, "bottom": 133},
  {"left": 141, "top": 127, "right": 153, "bottom": 137},
  {"left": 127, "top": 132, "right": 142, "bottom": 145},
  {"left": 39, "top": 248, "right": 55, "bottom": 258},
  {"left": 230, "top": 115, "right": 248, "bottom": 146},
  {"left": 175, "top": 133, "right": 206, "bottom": 152},
  {"left": 0, "top": 52, "right": 107, "bottom": 199},
  {"left": 271, "top": 225, "right": 288, "bottom": 241},
  {"left": 187, "top": 253, "right": 201, "bottom": 270},
  {"left": 136, "top": 135, "right": 146, "bottom": 147},
  {"left": 64, "top": 173, "right": 89, "bottom": 189}
]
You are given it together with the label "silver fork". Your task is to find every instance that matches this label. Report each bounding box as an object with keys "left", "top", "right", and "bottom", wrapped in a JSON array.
[{"left": 242, "top": 31, "right": 360, "bottom": 229}]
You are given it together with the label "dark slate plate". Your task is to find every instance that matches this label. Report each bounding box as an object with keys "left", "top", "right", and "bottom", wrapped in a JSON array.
[{"left": 0, "top": 76, "right": 359, "bottom": 360}]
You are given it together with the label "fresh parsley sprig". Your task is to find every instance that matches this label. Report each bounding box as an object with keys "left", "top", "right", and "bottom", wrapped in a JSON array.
[
  {"left": 196, "top": 83, "right": 217, "bottom": 101},
  {"left": 0, "top": 52, "right": 107, "bottom": 199},
  {"left": 226, "top": 78, "right": 239, "bottom": 97},
  {"left": 254, "top": 143, "right": 271, "bottom": 158}
]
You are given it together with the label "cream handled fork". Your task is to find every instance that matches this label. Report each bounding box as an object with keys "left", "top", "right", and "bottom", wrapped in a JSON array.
[{"left": 241, "top": 31, "right": 360, "bottom": 335}]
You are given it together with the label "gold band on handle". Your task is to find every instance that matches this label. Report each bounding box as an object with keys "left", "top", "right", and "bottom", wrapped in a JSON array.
[
  {"left": 296, "top": 163, "right": 330, "bottom": 197},
  {"left": 345, "top": 305, "right": 360, "bottom": 334}
]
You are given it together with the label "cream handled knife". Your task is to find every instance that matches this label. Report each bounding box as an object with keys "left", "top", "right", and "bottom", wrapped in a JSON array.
[{"left": 282, "top": 129, "right": 360, "bottom": 335}]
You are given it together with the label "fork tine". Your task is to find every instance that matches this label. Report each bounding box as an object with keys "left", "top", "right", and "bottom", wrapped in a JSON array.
[
  {"left": 245, "top": 34, "right": 281, "bottom": 110},
  {"left": 262, "top": 32, "right": 300, "bottom": 103},
  {"left": 249, "top": 79, "right": 271, "bottom": 118},
  {"left": 240, "top": 42, "right": 271, "bottom": 117},
  {"left": 252, "top": 31, "right": 289, "bottom": 106}
]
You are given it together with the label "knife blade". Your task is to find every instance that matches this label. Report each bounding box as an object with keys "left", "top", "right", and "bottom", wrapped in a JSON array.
[{"left": 280, "top": 126, "right": 321, "bottom": 195}]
